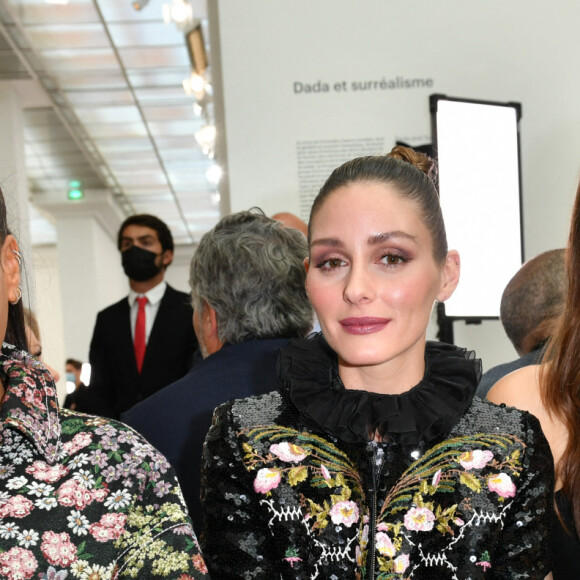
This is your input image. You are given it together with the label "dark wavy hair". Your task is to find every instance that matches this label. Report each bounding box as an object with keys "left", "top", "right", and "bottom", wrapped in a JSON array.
[{"left": 0, "top": 187, "right": 27, "bottom": 351}]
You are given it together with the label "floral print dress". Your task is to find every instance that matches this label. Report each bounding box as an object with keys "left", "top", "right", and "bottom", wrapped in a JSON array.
[
  {"left": 200, "top": 335, "right": 553, "bottom": 579},
  {"left": 0, "top": 343, "right": 209, "bottom": 580}
]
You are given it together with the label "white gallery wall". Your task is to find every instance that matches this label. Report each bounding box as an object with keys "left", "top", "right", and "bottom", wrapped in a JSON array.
[
  {"left": 31, "top": 1, "right": 580, "bottom": 378},
  {"left": 210, "top": 0, "right": 580, "bottom": 369}
]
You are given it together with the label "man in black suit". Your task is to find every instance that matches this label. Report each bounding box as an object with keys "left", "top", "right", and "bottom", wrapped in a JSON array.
[
  {"left": 89, "top": 214, "right": 197, "bottom": 419},
  {"left": 123, "top": 209, "right": 313, "bottom": 531}
]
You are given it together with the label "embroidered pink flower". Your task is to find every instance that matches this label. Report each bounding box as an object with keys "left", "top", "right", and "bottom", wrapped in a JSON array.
[
  {"left": 431, "top": 469, "right": 442, "bottom": 486},
  {"left": 89, "top": 513, "right": 127, "bottom": 542},
  {"left": 270, "top": 442, "right": 307, "bottom": 463},
  {"left": 57, "top": 479, "right": 92, "bottom": 510},
  {"left": 329, "top": 500, "right": 359, "bottom": 527},
  {"left": 0, "top": 547, "right": 38, "bottom": 580},
  {"left": 0, "top": 494, "right": 33, "bottom": 518},
  {"left": 25, "top": 461, "right": 68, "bottom": 483},
  {"left": 487, "top": 473, "right": 516, "bottom": 498},
  {"left": 283, "top": 548, "right": 302, "bottom": 568},
  {"left": 63, "top": 432, "right": 93, "bottom": 455},
  {"left": 41, "top": 531, "right": 77, "bottom": 567},
  {"left": 320, "top": 464, "right": 331, "bottom": 480},
  {"left": 253, "top": 468, "right": 282, "bottom": 494},
  {"left": 404, "top": 506, "right": 436, "bottom": 532},
  {"left": 375, "top": 531, "right": 396, "bottom": 557},
  {"left": 394, "top": 553, "right": 410, "bottom": 573},
  {"left": 458, "top": 449, "right": 494, "bottom": 470},
  {"left": 191, "top": 553, "right": 208, "bottom": 573},
  {"left": 92, "top": 486, "right": 109, "bottom": 502},
  {"left": 360, "top": 524, "right": 370, "bottom": 550}
]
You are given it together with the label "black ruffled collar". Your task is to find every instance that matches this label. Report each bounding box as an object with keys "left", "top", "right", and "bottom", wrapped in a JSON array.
[{"left": 278, "top": 333, "right": 481, "bottom": 445}]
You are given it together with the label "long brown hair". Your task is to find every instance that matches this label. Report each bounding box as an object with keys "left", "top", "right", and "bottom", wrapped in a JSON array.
[{"left": 540, "top": 178, "right": 580, "bottom": 533}]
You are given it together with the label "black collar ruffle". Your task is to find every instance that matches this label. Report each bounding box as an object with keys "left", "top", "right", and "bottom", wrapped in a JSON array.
[{"left": 278, "top": 333, "right": 481, "bottom": 445}]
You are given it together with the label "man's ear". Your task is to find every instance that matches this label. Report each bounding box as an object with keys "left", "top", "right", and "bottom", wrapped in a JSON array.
[
  {"left": 436, "top": 250, "right": 460, "bottom": 302},
  {"left": 1, "top": 236, "right": 21, "bottom": 305},
  {"left": 202, "top": 301, "right": 223, "bottom": 354},
  {"left": 161, "top": 249, "right": 173, "bottom": 268},
  {"left": 303, "top": 257, "right": 310, "bottom": 274}
]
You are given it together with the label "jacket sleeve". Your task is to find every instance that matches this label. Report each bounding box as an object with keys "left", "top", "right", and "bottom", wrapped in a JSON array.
[
  {"left": 88, "top": 312, "right": 118, "bottom": 418},
  {"left": 490, "top": 412, "right": 554, "bottom": 578},
  {"left": 200, "top": 401, "right": 279, "bottom": 578}
]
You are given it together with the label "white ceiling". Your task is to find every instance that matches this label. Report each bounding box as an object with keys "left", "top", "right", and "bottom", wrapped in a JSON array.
[{"left": 0, "top": 0, "right": 220, "bottom": 246}]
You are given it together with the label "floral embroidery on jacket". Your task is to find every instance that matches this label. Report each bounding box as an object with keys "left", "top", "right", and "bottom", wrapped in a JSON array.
[
  {"left": 239, "top": 423, "right": 528, "bottom": 578},
  {"left": 0, "top": 343, "right": 209, "bottom": 579}
]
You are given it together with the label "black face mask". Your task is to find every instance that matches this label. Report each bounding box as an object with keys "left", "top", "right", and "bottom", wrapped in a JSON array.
[{"left": 121, "top": 246, "right": 163, "bottom": 282}]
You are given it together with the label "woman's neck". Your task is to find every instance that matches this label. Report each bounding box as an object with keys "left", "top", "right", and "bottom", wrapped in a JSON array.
[{"left": 338, "top": 356, "right": 426, "bottom": 395}]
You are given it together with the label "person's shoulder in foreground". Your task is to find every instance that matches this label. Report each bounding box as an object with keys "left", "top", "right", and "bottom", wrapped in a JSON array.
[
  {"left": 487, "top": 364, "right": 544, "bottom": 416},
  {"left": 0, "top": 344, "right": 209, "bottom": 579}
]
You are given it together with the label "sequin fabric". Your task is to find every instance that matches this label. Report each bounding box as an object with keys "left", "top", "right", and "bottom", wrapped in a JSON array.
[
  {"left": 0, "top": 343, "right": 210, "bottom": 579},
  {"left": 200, "top": 338, "right": 553, "bottom": 579}
]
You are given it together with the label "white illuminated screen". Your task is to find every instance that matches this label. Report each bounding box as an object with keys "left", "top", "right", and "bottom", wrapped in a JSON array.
[{"left": 435, "top": 99, "right": 523, "bottom": 318}]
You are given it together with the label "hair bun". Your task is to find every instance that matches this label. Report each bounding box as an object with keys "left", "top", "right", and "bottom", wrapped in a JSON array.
[{"left": 388, "top": 145, "right": 436, "bottom": 181}]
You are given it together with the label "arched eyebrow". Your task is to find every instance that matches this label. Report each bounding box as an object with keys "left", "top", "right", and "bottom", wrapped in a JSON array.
[
  {"left": 370, "top": 231, "right": 418, "bottom": 245},
  {"left": 310, "top": 230, "right": 418, "bottom": 249}
]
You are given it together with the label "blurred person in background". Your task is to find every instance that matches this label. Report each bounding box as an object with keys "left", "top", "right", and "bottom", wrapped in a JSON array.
[
  {"left": 477, "top": 249, "right": 565, "bottom": 399},
  {"left": 89, "top": 214, "right": 198, "bottom": 419},
  {"left": 124, "top": 209, "right": 313, "bottom": 532}
]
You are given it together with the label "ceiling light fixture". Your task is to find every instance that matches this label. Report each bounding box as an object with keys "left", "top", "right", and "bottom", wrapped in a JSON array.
[
  {"left": 205, "top": 164, "right": 222, "bottom": 185},
  {"left": 132, "top": 0, "right": 150, "bottom": 11},
  {"left": 194, "top": 124, "right": 216, "bottom": 156},
  {"left": 163, "top": 0, "right": 194, "bottom": 31}
]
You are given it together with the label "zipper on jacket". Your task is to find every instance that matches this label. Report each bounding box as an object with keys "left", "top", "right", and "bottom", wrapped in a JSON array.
[{"left": 367, "top": 443, "right": 386, "bottom": 579}]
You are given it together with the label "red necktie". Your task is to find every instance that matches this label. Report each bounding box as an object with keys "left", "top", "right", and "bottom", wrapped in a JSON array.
[{"left": 134, "top": 296, "right": 148, "bottom": 373}]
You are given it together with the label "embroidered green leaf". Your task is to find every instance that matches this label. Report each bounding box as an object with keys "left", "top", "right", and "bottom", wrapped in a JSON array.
[
  {"left": 61, "top": 418, "right": 85, "bottom": 434},
  {"left": 459, "top": 472, "right": 481, "bottom": 492},
  {"left": 288, "top": 466, "right": 308, "bottom": 486},
  {"left": 510, "top": 449, "right": 521, "bottom": 463},
  {"left": 242, "top": 442, "right": 253, "bottom": 453},
  {"left": 419, "top": 479, "right": 429, "bottom": 494}
]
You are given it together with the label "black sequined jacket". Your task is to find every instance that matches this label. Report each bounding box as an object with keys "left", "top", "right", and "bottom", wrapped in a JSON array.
[{"left": 200, "top": 334, "right": 553, "bottom": 579}]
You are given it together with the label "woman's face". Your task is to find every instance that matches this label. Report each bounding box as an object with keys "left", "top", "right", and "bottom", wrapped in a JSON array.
[{"left": 306, "top": 182, "right": 459, "bottom": 376}]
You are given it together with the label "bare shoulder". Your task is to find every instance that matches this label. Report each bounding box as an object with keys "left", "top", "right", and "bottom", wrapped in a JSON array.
[{"left": 487, "top": 364, "right": 541, "bottom": 413}]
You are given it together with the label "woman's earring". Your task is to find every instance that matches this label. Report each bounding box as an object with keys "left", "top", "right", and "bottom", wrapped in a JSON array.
[
  {"left": 12, "top": 249, "right": 21, "bottom": 268},
  {"left": 10, "top": 286, "right": 22, "bottom": 306}
]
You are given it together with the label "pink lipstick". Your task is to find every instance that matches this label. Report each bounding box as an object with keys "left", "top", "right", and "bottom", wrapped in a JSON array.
[{"left": 339, "top": 317, "right": 390, "bottom": 335}]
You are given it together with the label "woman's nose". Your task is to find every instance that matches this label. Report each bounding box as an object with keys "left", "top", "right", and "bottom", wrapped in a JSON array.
[{"left": 343, "top": 264, "right": 375, "bottom": 304}]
